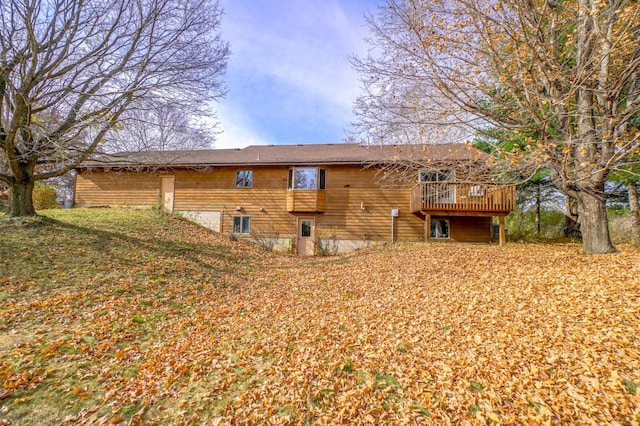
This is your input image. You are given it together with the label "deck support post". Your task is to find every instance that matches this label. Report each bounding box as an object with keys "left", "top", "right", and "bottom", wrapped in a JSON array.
[
  {"left": 424, "top": 214, "right": 431, "bottom": 243},
  {"left": 499, "top": 215, "right": 506, "bottom": 246}
]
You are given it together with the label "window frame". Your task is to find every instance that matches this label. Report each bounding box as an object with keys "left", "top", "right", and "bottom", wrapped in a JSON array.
[
  {"left": 235, "top": 170, "right": 253, "bottom": 188},
  {"left": 430, "top": 219, "right": 450, "bottom": 239},
  {"left": 287, "top": 167, "right": 326, "bottom": 190},
  {"left": 300, "top": 219, "right": 313, "bottom": 237},
  {"left": 419, "top": 169, "right": 455, "bottom": 182},
  {"left": 232, "top": 216, "right": 251, "bottom": 234},
  {"left": 421, "top": 169, "right": 456, "bottom": 203}
]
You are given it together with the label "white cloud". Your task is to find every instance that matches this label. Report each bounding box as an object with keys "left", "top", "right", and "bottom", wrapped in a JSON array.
[
  {"left": 216, "top": 0, "right": 376, "bottom": 147},
  {"left": 215, "top": 104, "right": 273, "bottom": 149},
  {"left": 230, "top": 1, "right": 367, "bottom": 105}
]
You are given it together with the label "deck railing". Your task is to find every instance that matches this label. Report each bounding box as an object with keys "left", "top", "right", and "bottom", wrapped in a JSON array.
[{"left": 410, "top": 182, "right": 516, "bottom": 214}]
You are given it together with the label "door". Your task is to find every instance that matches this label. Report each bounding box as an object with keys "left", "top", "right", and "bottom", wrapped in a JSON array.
[
  {"left": 159, "top": 176, "right": 175, "bottom": 213},
  {"left": 297, "top": 218, "right": 315, "bottom": 256}
]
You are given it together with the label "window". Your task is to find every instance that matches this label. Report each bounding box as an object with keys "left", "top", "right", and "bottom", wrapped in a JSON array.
[
  {"left": 235, "top": 170, "right": 253, "bottom": 188},
  {"left": 419, "top": 169, "right": 454, "bottom": 182},
  {"left": 430, "top": 219, "right": 450, "bottom": 239},
  {"left": 300, "top": 220, "right": 312, "bottom": 237},
  {"left": 420, "top": 169, "right": 456, "bottom": 203},
  {"left": 232, "top": 216, "right": 250, "bottom": 234},
  {"left": 288, "top": 168, "right": 326, "bottom": 190}
]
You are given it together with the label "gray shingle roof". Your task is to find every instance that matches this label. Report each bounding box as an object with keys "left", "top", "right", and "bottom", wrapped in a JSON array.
[{"left": 79, "top": 143, "right": 488, "bottom": 169}]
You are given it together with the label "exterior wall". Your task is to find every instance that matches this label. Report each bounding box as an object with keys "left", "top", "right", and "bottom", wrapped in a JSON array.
[
  {"left": 75, "top": 171, "right": 160, "bottom": 207},
  {"left": 432, "top": 216, "right": 492, "bottom": 243},
  {"left": 171, "top": 167, "right": 292, "bottom": 238},
  {"left": 75, "top": 165, "right": 495, "bottom": 252},
  {"left": 314, "top": 165, "right": 423, "bottom": 243},
  {"left": 176, "top": 210, "right": 221, "bottom": 232},
  {"left": 317, "top": 238, "right": 384, "bottom": 255}
]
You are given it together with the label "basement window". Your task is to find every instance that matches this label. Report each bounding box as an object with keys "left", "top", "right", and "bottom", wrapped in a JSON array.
[
  {"left": 288, "top": 168, "right": 326, "bottom": 190},
  {"left": 430, "top": 219, "right": 450, "bottom": 239},
  {"left": 232, "top": 216, "right": 251, "bottom": 234}
]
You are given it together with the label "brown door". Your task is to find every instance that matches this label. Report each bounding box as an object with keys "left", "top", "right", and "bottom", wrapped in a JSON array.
[
  {"left": 159, "top": 176, "right": 175, "bottom": 213},
  {"left": 297, "top": 218, "right": 315, "bottom": 256}
]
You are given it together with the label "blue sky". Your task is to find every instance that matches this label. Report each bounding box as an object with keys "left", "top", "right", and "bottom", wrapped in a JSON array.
[{"left": 215, "top": 0, "right": 379, "bottom": 149}]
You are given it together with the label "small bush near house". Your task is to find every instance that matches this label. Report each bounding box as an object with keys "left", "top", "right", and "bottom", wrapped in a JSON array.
[
  {"left": 33, "top": 182, "right": 58, "bottom": 210},
  {"left": 250, "top": 229, "right": 280, "bottom": 251},
  {"left": 315, "top": 227, "right": 340, "bottom": 256}
]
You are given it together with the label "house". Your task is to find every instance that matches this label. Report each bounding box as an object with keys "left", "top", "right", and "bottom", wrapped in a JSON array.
[{"left": 74, "top": 143, "right": 516, "bottom": 255}]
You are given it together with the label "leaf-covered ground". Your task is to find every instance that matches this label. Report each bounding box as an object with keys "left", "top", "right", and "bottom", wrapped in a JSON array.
[{"left": 1, "top": 208, "right": 639, "bottom": 425}]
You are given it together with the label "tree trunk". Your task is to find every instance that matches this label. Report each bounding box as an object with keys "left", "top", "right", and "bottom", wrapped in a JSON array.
[
  {"left": 535, "top": 184, "right": 541, "bottom": 236},
  {"left": 564, "top": 196, "right": 581, "bottom": 238},
  {"left": 628, "top": 181, "right": 640, "bottom": 246},
  {"left": 577, "top": 192, "right": 616, "bottom": 254},
  {"left": 7, "top": 180, "right": 36, "bottom": 217}
]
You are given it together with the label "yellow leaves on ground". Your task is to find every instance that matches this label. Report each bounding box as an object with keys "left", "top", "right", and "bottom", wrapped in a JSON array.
[{"left": 0, "top": 209, "right": 639, "bottom": 424}]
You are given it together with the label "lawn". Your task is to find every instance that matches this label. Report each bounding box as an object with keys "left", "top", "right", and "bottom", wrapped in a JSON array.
[{"left": 1, "top": 208, "right": 639, "bottom": 424}]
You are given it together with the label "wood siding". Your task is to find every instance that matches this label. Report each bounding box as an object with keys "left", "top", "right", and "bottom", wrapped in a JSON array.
[
  {"left": 286, "top": 190, "right": 326, "bottom": 213},
  {"left": 75, "top": 172, "right": 160, "bottom": 206},
  {"left": 432, "top": 216, "right": 492, "bottom": 243},
  {"left": 314, "top": 166, "right": 422, "bottom": 242},
  {"left": 75, "top": 165, "right": 503, "bottom": 245}
]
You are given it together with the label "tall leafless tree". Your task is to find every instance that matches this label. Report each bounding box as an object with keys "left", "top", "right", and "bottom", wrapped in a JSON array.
[
  {"left": 0, "top": 0, "right": 229, "bottom": 217},
  {"left": 104, "top": 103, "right": 217, "bottom": 152},
  {"left": 353, "top": 0, "right": 640, "bottom": 254}
]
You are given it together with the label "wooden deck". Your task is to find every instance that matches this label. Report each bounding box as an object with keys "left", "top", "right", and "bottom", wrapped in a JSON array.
[{"left": 410, "top": 182, "right": 516, "bottom": 215}]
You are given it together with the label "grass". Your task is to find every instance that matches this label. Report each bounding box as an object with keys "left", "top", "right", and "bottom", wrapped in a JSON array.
[
  {"left": 1, "top": 208, "right": 265, "bottom": 424},
  {"left": 1, "top": 208, "right": 639, "bottom": 424}
]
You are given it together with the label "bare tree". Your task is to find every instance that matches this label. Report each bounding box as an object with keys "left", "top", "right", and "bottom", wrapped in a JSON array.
[
  {"left": 0, "top": 0, "right": 229, "bottom": 217},
  {"left": 353, "top": 0, "right": 640, "bottom": 254},
  {"left": 104, "top": 103, "right": 217, "bottom": 152}
]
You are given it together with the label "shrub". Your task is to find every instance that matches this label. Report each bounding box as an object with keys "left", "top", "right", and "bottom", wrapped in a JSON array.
[
  {"left": 250, "top": 228, "right": 279, "bottom": 251},
  {"left": 33, "top": 182, "right": 58, "bottom": 210},
  {"left": 607, "top": 204, "right": 629, "bottom": 219},
  {"left": 505, "top": 208, "right": 564, "bottom": 241},
  {"left": 315, "top": 228, "right": 340, "bottom": 256}
]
